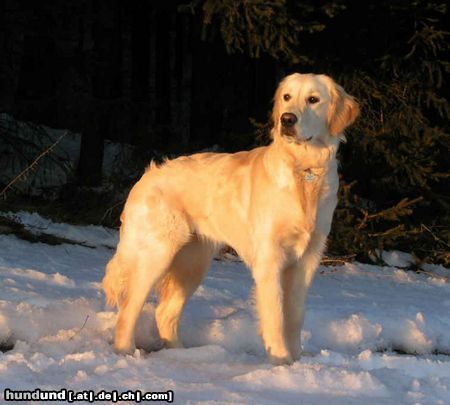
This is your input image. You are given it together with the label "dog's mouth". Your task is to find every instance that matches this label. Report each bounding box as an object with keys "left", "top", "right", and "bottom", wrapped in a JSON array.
[{"left": 282, "top": 130, "right": 313, "bottom": 143}]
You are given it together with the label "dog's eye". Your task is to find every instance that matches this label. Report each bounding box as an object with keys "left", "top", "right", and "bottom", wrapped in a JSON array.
[
  {"left": 283, "top": 94, "right": 291, "bottom": 101},
  {"left": 307, "top": 96, "right": 320, "bottom": 104}
]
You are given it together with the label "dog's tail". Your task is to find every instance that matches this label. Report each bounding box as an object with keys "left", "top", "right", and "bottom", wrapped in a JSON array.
[{"left": 102, "top": 254, "right": 127, "bottom": 307}]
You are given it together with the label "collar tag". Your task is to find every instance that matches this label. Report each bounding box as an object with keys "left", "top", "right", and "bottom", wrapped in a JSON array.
[{"left": 304, "top": 170, "right": 316, "bottom": 183}]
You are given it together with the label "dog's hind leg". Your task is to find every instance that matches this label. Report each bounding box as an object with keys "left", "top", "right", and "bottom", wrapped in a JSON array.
[
  {"left": 114, "top": 240, "right": 182, "bottom": 354},
  {"left": 156, "top": 237, "right": 214, "bottom": 348},
  {"left": 113, "top": 194, "right": 191, "bottom": 354}
]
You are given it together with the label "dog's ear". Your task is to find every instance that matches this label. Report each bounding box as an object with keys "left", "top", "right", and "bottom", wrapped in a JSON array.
[
  {"left": 271, "top": 83, "right": 283, "bottom": 135},
  {"left": 328, "top": 84, "right": 360, "bottom": 136}
]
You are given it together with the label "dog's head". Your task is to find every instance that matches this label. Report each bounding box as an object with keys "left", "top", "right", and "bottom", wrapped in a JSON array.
[{"left": 271, "top": 73, "right": 359, "bottom": 145}]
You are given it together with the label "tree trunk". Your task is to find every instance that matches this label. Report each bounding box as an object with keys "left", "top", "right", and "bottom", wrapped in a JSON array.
[
  {"left": 77, "top": 0, "right": 122, "bottom": 186},
  {"left": 78, "top": 108, "right": 103, "bottom": 186},
  {"left": 0, "top": 0, "right": 25, "bottom": 113},
  {"left": 176, "top": 12, "right": 192, "bottom": 147}
]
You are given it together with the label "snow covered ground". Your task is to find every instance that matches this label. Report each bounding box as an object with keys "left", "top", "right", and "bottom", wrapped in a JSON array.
[{"left": 0, "top": 212, "right": 449, "bottom": 404}]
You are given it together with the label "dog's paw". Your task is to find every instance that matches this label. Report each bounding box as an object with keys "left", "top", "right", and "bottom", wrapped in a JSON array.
[
  {"left": 267, "top": 348, "right": 293, "bottom": 366},
  {"left": 290, "top": 346, "right": 302, "bottom": 362},
  {"left": 162, "top": 339, "right": 185, "bottom": 349},
  {"left": 114, "top": 342, "right": 136, "bottom": 355},
  {"left": 268, "top": 353, "right": 293, "bottom": 366}
]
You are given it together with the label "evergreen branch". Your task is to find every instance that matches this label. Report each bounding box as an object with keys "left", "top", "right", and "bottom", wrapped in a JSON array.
[
  {"left": 357, "top": 197, "right": 424, "bottom": 230},
  {"left": 368, "top": 224, "right": 405, "bottom": 238},
  {"left": 420, "top": 224, "right": 450, "bottom": 248}
]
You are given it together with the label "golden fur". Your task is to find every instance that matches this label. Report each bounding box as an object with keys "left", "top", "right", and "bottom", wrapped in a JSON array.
[{"left": 103, "top": 73, "right": 359, "bottom": 364}]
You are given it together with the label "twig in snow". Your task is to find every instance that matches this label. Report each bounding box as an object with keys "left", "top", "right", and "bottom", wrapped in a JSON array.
[
  {"left": 69, "top": 315, "right": 90, "bottom": 341},
  {"left": 0, "top": 131, "right": 68, "bottom": 199}
]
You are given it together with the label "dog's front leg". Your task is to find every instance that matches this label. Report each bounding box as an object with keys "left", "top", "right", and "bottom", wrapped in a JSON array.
[
  {"left": 282, "top": 262, "right": 307, "bottom": 361},
  {"left": 284, "top": 233, "right": 327, "bottom": 359},
  {"left": 253, "top": 255, "right": 292, "bottom": 365}
]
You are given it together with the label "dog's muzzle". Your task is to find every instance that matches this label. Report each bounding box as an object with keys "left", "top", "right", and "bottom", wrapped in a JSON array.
[
  {"left": 280, "top": 112, "right": 297, "bottom": 138},
  {"left": 280, "top": 112, "right": 313, "bottom": 142}
]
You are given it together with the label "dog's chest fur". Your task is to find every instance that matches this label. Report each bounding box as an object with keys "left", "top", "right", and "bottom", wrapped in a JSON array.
[{"left": 275, "top": 161, "right": 338, "bottom": 258}]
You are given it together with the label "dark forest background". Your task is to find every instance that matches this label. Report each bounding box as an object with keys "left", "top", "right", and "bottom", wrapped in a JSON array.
[{"left": 0, "top": 0, "right": 449, "bottom": 265}]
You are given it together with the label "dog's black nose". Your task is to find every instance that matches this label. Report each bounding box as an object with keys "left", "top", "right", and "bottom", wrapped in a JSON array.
[{"left": 280, "top": 113, "right": 298, "bottom": 127}]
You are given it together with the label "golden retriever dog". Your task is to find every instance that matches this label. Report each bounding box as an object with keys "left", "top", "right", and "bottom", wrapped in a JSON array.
[{"left": 103, "top": 73, "right": 359, "bottom": 364}]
